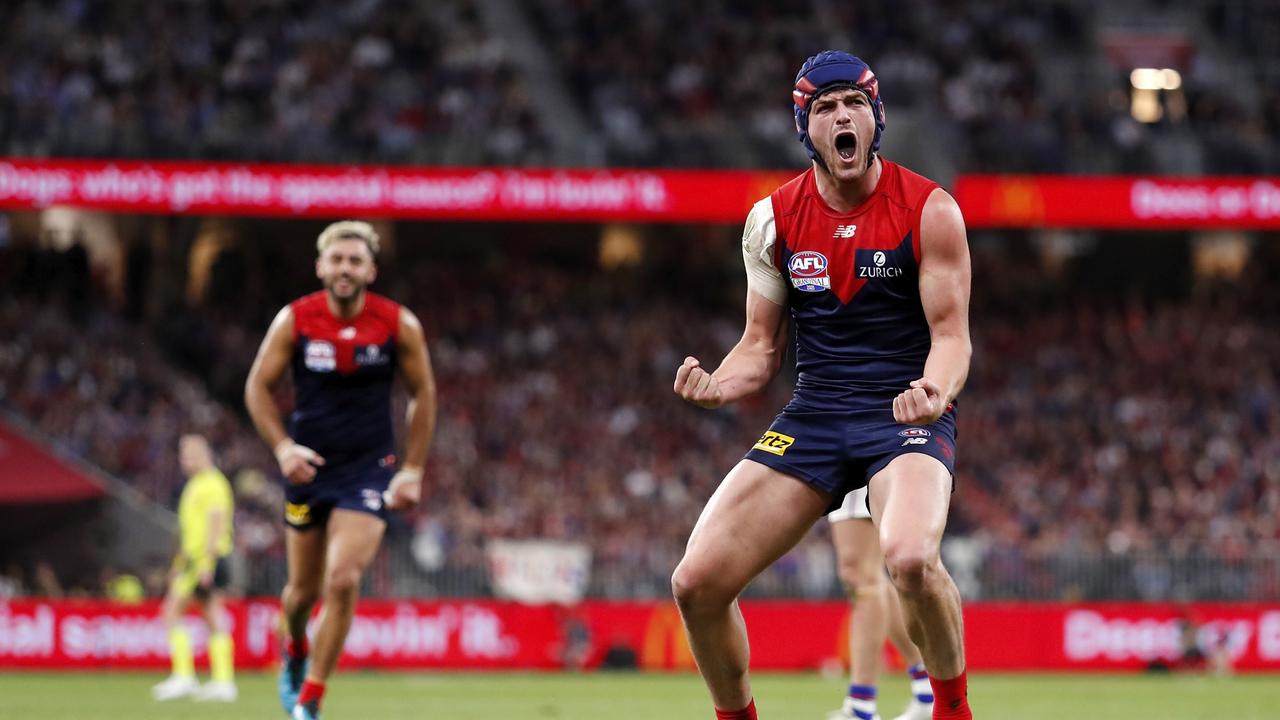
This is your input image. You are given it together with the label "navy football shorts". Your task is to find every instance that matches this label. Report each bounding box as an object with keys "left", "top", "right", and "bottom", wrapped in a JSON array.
[
  {"left": 743, "top": 402, "right": 957, "bottom": 514},
  {"left": 282, "top": 452, "right": 395, "bottom": 530}
]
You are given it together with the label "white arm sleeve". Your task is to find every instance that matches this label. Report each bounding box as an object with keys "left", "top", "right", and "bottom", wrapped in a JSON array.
[{"left": 741, "top": 197, "right": 787, "bottom": 306}]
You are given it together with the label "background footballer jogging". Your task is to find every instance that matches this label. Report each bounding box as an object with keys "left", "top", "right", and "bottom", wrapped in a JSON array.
[{"left": 245, "top": 220, "right": 437, "bottom": 720}]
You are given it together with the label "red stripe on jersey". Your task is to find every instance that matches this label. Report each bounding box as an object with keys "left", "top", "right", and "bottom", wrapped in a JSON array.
[
  {"left": 291, "top": 291, "right": 401, "bottom": 375},
  {"left": 771, "top": 162, "right": 937, "bottom": 305}
]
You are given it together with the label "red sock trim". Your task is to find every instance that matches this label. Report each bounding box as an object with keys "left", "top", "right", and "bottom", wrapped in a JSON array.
[
  {"left": 928, "top": 671, "right": 971, "bottom": 719},
  {"left": 714, "top": 698, "right": 757, "bottom": 720},
  {"left": 286, "top": 637, "right": 308, "bottom": 658},
  {"left": 298, "top": 679, "right": 326, "bottom": 707}
]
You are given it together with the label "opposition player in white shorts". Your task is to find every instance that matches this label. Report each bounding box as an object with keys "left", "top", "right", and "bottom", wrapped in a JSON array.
[{"left": 826, "top": 487, "right": 934, "bottom": 720}]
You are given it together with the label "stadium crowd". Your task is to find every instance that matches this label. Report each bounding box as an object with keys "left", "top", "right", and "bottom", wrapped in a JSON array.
[
  {"left": 530, "top": 0, "right": 1279, "bottom": 174},
  {"left": 0, "top": 0, "right": 549, "bottom": 166},
  {"left": 2, "top": 0, "right": 1277, "bottom": 602},
  {"left": 958, "top": 240, "right": 1280, "bottom": 600},
  {"left": 1, "top": 0, "right": 1277, "bottom": 174},
  {"left": 2, "top": 230, "right": 1277, "bottom": 601}
]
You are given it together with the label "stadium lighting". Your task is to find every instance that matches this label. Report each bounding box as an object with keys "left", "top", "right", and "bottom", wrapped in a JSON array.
[
  {"left": 1129, "top": 67, "right": 1181, "bottom": 90},
  {"left": 1131, "top": 88, "right": 1162, "bottom": 123},
  {"left": 1130, "top": 68, "right": 1160, "bottom": 90},
  {"left": 1129, "top": 68, "right": 1182, "bottom": 123},
  {"left": 599, "top": 223, "right": 644, "bottom": 268}
]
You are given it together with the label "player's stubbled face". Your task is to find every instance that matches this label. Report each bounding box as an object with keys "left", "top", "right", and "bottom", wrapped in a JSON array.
[
  {"left": 808, "top": 88, "right": 877, "bottom": 184},
  {"left": 317, "top": 238, "right": 377, "bottom": 302}
]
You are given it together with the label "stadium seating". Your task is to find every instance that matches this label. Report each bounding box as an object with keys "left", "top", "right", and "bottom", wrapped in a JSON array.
[
  {"left": 2, "top": 231, "right": 1277, "bottom": 601},
  {"left": 1, "top": 1, "right": 1276, "bottom": 173},
  {"left": 0, "top": 0, "right": 549, "bottom": 166}
]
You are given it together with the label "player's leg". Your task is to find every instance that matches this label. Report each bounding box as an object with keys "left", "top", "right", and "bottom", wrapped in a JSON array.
[
  {"left": 152, "top": 567, "right": 199, "bottom": 700},
  {"left": 281, "top": 527, "right": 326, "bottom": 649},
  {"left": 672, "top": 459, "right": 831, "bottom": 718},
  {"left": 193, "top": 564, "right": 238, "bottom": 702},
  {"left": 882, "top": 581, "right": 934, "bottom": 720},
  {"left": 828, "top": 505, "right": 888, "bottom": 720},
  {"left": 868, "top": 454, "right": 969, "bottom": 719},
  {"left": 278, "top": 525, "right": 326, "bottom": 712},
  {"left": 296, "top": 508, "right": 386, "bottom": 717},
  {"left": 882, "top": 579, "right": 922, "bottom": 666}
]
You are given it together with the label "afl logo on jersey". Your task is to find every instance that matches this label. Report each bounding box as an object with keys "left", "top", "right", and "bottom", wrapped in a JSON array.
[
  {"left": 898, "top": 427, "right": 931, "bottom": 437},
  {"left": 788, "top": 251, "right": 832, "bottom": 293},
  {"left": 304, "top": 340, "right": 337, "bottom": 372}
]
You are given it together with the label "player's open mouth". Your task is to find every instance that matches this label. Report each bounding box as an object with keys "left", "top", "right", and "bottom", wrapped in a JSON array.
[{"left": 834, "top": 131, "right": 857, "bottom": 162}]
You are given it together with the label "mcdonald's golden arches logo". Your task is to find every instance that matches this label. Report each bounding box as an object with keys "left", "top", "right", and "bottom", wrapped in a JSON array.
[
  {"left": 641, "top": 603, "right": 696, "bottom": 670},
  {"left": 991, "top": 178, "right": 1046, "bottom": 224}
]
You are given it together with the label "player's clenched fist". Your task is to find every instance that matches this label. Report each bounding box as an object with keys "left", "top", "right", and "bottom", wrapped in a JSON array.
[
  {"left": 892, "top": 377, "right": 946, "bottom": 425},
  {"left": 383, "top": 466, "right": 423, "bottom": 511},
  {"left": 274, "top": 439, "right": 325, "bottom": 484},
  {"left": 674, "top": 356, "right": 724, "bottom": 409}
]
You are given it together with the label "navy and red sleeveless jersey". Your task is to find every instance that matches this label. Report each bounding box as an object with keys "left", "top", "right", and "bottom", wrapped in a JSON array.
[
  {"left": 289, "top": 291, "right": 400, "bottom": 468},
  {"left": 770, "top": 159, "right": 939, "bottom": 409}
]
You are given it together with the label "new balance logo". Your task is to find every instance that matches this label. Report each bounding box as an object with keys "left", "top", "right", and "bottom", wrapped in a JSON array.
[{"left": 833, "top": 224, "right": 857, "bottom": 238}]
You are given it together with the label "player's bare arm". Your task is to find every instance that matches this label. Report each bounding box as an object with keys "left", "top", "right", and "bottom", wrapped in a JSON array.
[
  {"left": 384, "top": 307, "right": 437, "bottom": 510},
  {"left": 893, "top": 188, "right": 972, "bottom": 425},
  {"left": 675, "top": 289, "right": 788, "bottom": 409},
  {"left": 244, "top": 305, "right": 326, "bottom": 483},
  {"left": 676, "top": 199, "right": 789, "bottom": 409}
]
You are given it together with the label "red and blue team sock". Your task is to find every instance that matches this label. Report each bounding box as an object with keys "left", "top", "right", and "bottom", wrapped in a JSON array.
[
  {"left": 906, "top": 663, "right": 934, "bottom": 705},
  {"left": 714, "top": 698, "right": 758, "bottom": 720},
  {"left": 928, "top": 671, "right": 972, "bottom": 720},
  {"left": 298, "top": 678, "right": 325, "bottom": 711},
  {"left": 846, "top": 684, "right": 877, "bottom": 720}
]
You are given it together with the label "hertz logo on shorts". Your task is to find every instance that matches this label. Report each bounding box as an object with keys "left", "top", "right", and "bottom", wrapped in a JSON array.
[
  {"left": 753, "top": 430, "right": 795, "bottom": 456},
  {"left": 285, "top": 502, "right": 311, "bottom": 525}
]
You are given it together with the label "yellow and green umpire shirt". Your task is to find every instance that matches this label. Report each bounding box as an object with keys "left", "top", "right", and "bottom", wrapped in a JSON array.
[{"left": 178, "top": 468, "right": 234, "bottom": 569}]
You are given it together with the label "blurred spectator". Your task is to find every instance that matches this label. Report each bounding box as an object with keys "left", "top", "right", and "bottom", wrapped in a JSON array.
[
  {"left": 528, "top": 0, "right": 1278, "bottom": 174},
  {"left": 1, "top": 1, "right": 1275, "bottom": 174},
  {"left": 0, "top": 564, "right": 26, "bottom": 599},
  {"left": 199, "top": 231, "right": 1280, "bottom": 600},
  {"left": 0, "top": 0, "right": 549, "bottom": 166},
  {"left": 144, "top": 564, "right": 172, "bottom": 600},
  {"left": 1146, "top": 605, "right": 1236, "bottom": 675},
  {"left": 0, "top": 296, "right": 274, "bottom": 503},
  {"left": 32, "top": 561, "right": 64, "bottom": 598},
  {"left": 101, "top": 566, "right": 146, "bottom": 603},
  {"left": 5, "top": 222, "right": 1279, "bottom": 600}
]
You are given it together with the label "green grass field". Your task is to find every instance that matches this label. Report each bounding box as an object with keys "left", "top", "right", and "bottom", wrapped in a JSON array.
[{"left": 1, "top": 671, "right": 1276, "bottom": 720}]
